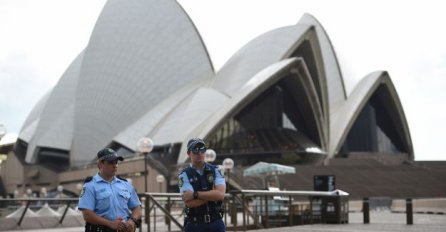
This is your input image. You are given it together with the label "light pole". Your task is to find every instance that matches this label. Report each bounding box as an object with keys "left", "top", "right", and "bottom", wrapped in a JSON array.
[
  {"left": 222, "top": 158, "right": 234, "bottom": 193},
  {"left": 156, "top": 174, "right": 165, "bottom": 193},
  {"left": 204, "top": 149, "right": 216, "bottom": 163},
  {"left": 26, "top": 188, "right": 32, "bottom": 197},
  {"left": 222, "top": 158, "right": 235, "bottom": 224},
  {"left": 57, "top": 185, "right": 63, "bottom": 198},
  {"left": 136, "top": 137, "right": 154, "bottom": 193},
  {"left": 0, "top": 124, "right": 6, "bottom": 142},
  {"left": 40, "top": 187, "right": 47, "bottom": 198}
]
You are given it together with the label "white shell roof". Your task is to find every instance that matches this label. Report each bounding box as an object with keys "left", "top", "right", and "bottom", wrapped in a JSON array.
[
  {"left": 213, "top": 25, "right": 311, "bottom": 96},
  {"left": 23, "top": 52, "right": 84, "bottom": 162},
  {"left": 329, "top": 71, "right": 414, "bottom": 158},
  {"left": 71, "top": 0, "right": 214, "bottom": 164},
  {"left": 298, "top": 13, "right": 347, "bottom": 112},
  {"left": 178, "top": 58, "right": 325, "bottom": 163},
  {"left": 18, "top": 1, "right": 413, "bottom": 166},
  {"left": 20, "top": 90, "right": 51, "bottom": 141},
  {"left": 19, "top": 0, "right": 214, "bottom": 165}
]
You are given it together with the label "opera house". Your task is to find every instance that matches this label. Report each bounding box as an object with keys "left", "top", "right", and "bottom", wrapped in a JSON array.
[{"left": 1, "top": 0, "right": 444, "bottom": 199}]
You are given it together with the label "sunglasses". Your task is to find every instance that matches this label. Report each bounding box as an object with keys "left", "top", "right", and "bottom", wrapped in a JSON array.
[{"left": 190, "top": 147, "right": 207, "bottom": 155}]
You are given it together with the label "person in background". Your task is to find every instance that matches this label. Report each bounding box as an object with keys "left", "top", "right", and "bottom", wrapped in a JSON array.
[
  {"left": 78, "top": 148, "right": 142, "bottom": 232},
  {"left": 178, "top": 138, "right": 226, "bottom": 232}
]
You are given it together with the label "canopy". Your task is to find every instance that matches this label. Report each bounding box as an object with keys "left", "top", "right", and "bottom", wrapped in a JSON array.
[{"left": 243, "top": 162, "right": 296, "bottom": 177}]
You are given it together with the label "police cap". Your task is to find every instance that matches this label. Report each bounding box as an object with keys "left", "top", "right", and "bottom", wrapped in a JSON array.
[
  {"left": 186, "top": 138, "right": 206, "bottom": 151},
  {"left": 97, "top": 148, "right": 124, "bottom": 162}
]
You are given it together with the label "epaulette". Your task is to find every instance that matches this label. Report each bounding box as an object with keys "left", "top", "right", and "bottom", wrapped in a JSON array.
[
  {"left": 206, "top": 163, "right": 216, "bottom": 168},
  {"left": 83, "top": 176, "right": 93, "bottom": 184},
  {"left": 178, "top": 166, "right": 190, "bottom": 176},
  {"left": 206, "top": 163, "right": 218, "bottom": 169},
  {"left": 117, "top": 176, "right": 128, "bottom": 182}
]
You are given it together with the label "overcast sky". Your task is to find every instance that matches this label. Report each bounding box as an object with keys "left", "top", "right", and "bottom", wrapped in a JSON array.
[{"left": 1, "top": 0, "right": 445, "bottom": 160}]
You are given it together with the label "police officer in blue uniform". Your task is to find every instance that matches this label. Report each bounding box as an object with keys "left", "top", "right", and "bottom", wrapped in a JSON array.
[
  {"left": 178, "top": 138, "right": 226, "bottom": 232},
  {"left": 78, "top": 148, "right": 142, "bottom": 232}
]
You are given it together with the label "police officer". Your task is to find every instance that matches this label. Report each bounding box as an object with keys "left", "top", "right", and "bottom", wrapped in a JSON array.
[
  {"left": 78, "top": 148, "right": 142, "bottom": 232},
  {"left": 178, "top": 138, "right": 226, "bottom": 232}
]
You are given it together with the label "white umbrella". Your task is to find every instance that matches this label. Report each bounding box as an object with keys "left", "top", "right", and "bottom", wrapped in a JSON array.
[{"left": 243, "top": 162, "right": 296, "bottom": 188}]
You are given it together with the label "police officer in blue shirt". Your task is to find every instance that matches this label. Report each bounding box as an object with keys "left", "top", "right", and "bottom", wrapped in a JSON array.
[
  {"left": 178, "top": 138, "right": 226, "bottom": 232},
  {"left": 78, "top": 148, "right": 142, "bottom": 232}
]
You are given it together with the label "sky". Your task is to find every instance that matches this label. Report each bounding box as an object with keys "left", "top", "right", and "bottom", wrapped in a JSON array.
[{"left": 1, "top": 0, "right": 445, "bottom": 160}]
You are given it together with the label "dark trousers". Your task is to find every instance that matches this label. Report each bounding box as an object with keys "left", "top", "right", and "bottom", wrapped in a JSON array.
[{"left": 184, "top": 218, "right": 225, "bottom": 232}]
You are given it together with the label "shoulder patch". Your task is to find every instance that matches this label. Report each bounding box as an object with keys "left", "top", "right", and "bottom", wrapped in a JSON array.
[
  {"left": 83, "top": 176, "right": 93, "bottom": 184},
  {"left": 117, "top": 176, "right": 128, "bottom": 182},
  {"left": 216, "top": 168, "right": 223, "bottom": 177},
  {"left": 79, "top": 186, "right": 86, "bottom": 198},
  {"left": 178, "top": 176, "right": 183, "bottom": 188}
]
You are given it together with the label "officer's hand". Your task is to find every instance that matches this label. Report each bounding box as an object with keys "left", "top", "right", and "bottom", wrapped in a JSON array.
[
  {"left": 126, "top": 220, "right": 136, "bottom": 232},
  {"left": 110, "top": 217, "right": 128, "bottom": 231},
  {"left": 182, "top": 191, "right": 193, "bottom": 202}
]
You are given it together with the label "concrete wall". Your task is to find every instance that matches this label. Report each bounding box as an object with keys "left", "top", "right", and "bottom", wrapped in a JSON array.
[
  {"left": 1, "top": 154, "right": 169, "bottom": 196},
  {"left": 1, "top": 152, "right": 24, "bottom": 195},
  {"left": 58, "top": 158, "right": 167, "bottom": 194}
]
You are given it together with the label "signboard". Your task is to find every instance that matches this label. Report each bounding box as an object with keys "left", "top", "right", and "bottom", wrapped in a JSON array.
[{"left": 314, "top": 175, "right": 336, "bottom": 191}]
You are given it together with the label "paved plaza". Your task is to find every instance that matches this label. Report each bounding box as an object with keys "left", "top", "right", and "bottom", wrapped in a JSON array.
[
  {"left": 2, "top": 212, "right": 446, "bottom": 232},
  {"left": 255, "top": 212, "right": 446, "bottom": 232}
]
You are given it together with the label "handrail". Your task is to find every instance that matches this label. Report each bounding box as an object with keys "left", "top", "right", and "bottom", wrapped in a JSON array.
[
  {"left": 137, "top": 190, "right": 350, "bottom": 231},
  {"left": 18, "top": 200, "right": 31, "bottom": 226},
  {"left": 232, "top": 189, "right": 349, "bottom": 196},
  {"left": 229, "top": 189, "right": 350, "bottom": 231},
  {"left": 233, "top": 193, "right": 263, "bottom": 229},
  {"left": 0, "top": 197, "right": 79, "bottom": 226},
  {"left": 137, "top": 192, "right": 233, "bottom": 232},
  {"left": 138, "top": 193, "right": 184, "bottom": 232},
  {"left": 1, "top": 192, "right": 423, "bottom": 230},
  {"left": 143, "top": 193, "right": 183, "bottom": 230}
]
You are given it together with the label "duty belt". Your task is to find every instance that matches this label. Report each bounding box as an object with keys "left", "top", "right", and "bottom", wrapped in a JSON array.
[
  {"left": 85, "top": 222, "right": 115, "bottom": 232},
  {"left": 186, "top": 213, "right": 222, "bottom": 224}
]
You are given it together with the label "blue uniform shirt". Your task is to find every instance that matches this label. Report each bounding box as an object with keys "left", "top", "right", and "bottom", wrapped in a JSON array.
[
  {"left": 178, "top": 163, "right": 225, "bottom": 194},
  {"left": 78, "top": 173, "right": 141, "bottom": 221}
]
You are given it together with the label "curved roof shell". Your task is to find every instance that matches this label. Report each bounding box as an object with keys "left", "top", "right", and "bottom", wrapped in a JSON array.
[
  {"left": 19, "top": 0, "right": 214, "bottom": 165},
  {"left": 71, "top": 0, "right": 214, "bottom": 164},
  {"left": 211, "top": 22, "right": 329, "bottom": 147},
  {"left": 178, "top": 58, "right": 325, "bottom": 163},
  {"left": 22, "top": 51, "right": 84, "bottom": 162},
  {"left": 330, "top": 71, "right": 414, "bottom": 159},
  {"left": 17, "top": 1, "right": 413, "bottom": 167}
]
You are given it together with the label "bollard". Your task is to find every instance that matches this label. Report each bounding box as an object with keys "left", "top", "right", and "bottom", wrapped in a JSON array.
[
  {"left": 363, "top": 197, "right": 369, "bottom": 224},
  {"left": 406, "top": 198, "right": 413, "bottom": 225}
]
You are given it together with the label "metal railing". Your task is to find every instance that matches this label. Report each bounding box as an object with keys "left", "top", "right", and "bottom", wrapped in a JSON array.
[
  {"left": 0, "top": 197, "right": 79, "bottom": 226},
  {"left": 138, "top": 193, "right": 183, "bottom": 232},
  {"left": 139, "top": 189, "right": 350, "bottom": 232},
  {"left": 0, "top": 192, "right": 425, "bottom": 231},
  {"left": 229, "top": 189, "right": 349, "bottom": 231}
]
